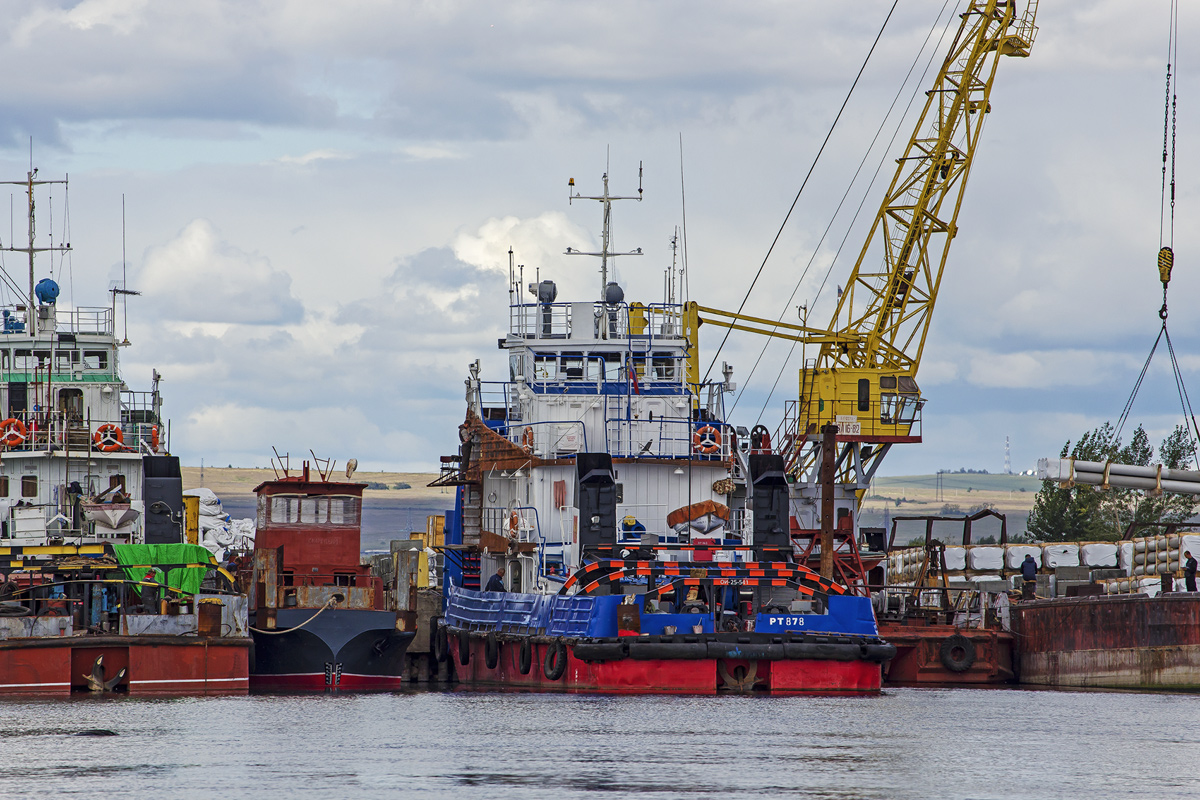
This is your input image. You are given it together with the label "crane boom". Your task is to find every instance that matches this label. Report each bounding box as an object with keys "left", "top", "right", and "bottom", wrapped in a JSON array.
[{"left": 824, "top": 0, "right": 1038, "bottom": 375}]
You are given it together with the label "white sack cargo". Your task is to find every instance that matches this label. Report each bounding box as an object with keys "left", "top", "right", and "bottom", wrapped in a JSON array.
[
  {"left": 1042, "top": 544, "right": 1080, "bottom": 569},
  {"left": 967, "top": 546, "right": 1004, "bottom": 571},
  {"left": 942, "top": 546, "right": 967, "bottom": 572},
  {"left": 1119, "top": 542, "right": 1135, "bottom": 572},
  {"left": 1080, "top": 543, "right": 1118, "bottom": 568},
  {"left": 1006, "top": 545, "right": 1042, "bottom": 570}
]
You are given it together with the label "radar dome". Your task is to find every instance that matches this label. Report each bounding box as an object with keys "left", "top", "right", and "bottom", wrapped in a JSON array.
[
  {"left": 604, "top": 281, "right": 624, "bottom": 305},
  {"left": 35, "top": 278, "right": 59, "bottom": 304}
]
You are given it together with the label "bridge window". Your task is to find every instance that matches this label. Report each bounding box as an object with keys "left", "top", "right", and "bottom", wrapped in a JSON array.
[
  {"left": 21, "top": 475, "right": 37, "bottom": 498},
  {"left": 83, "top": 351, "right": 109, "bottom": 370},
  {"left": 561, "top": 353, "right": 584, "bottom": 379},
  {"left": 652, "top": 353, "right": 677, "bottom": 380},
  {"left": 533, "top": 356, "right": 554, "bottom": 380}
]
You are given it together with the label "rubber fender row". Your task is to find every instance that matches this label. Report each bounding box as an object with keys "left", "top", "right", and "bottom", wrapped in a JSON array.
[{"left": 574, "top": 638, "right": 896, "bottom": 663}]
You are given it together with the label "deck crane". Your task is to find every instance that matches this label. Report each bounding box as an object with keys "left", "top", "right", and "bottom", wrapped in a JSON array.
[{"left": 687, "top": 1, "right": 1040, "bottom": 581}]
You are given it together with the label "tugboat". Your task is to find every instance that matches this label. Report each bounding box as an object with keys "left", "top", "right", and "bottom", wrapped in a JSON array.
[
  {"left": 0, "top": 168, "right": 250, "bottom": 695},
  {"left": 431, "top": 168, "right": 893, "bottom": 693},
  {"left": 241, "top": 456, "right": 415, "bottom": 691}
]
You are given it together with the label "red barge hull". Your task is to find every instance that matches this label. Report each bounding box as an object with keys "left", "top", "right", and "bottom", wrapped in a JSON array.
[
  {"left": 879, "top": 623, "right": 1015, "bottom": 685},
  {"left": 448, "top": 637, "right": 881, "bottom": 694},
  {"left": 0, "top": 635, "right": 250, "bottom": 696},
  {"left": 1015, "top": 593, "right": 1200, "bottom": 690}
]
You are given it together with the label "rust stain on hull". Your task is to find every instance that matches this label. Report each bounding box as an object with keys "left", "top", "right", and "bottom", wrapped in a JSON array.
[{"left": 1015, "top": 594, "right": 1200, "bottom": 689}]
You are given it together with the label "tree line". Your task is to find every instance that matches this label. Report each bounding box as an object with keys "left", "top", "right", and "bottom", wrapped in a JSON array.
[{"left": 1027, "top": 423, "right": 1198, "bottom": 542}]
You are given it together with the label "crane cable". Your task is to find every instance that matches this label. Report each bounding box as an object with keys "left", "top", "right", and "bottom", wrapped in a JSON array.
[
  {"left": 701, "top": 0, "right": 898, "bottom": 384},
  {"left": 1112, "top": 0, "right": 1199, "bottom": 467}
]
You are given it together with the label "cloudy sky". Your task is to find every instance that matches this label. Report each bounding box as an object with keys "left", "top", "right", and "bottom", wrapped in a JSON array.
[{"left": 0, "top": 0, "right": 1196, "bottom": 475}]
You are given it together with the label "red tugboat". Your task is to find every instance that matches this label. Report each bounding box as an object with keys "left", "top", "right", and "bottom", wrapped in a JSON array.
[{"left": 243, "top": 458, "right": 414, "bottom": 692}]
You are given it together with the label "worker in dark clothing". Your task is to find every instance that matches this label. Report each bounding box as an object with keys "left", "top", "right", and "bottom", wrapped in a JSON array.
[
  {"left": 1020, "top": 554, "right": 1038, "bottom": 600},
  {"left": 484, "top": 567, "right": 506, "bottom": 593},
  {"left": 1185, "top": 550, "right": 1198, "bottom": 592}
]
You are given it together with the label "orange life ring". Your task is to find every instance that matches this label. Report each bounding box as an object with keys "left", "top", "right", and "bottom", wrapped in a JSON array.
[
  {"left": 521, "top": 426, "right": 534, "bottom": 453},
  {"left": 0, "top": 418, "right": 26, "bottom": 448},
  {"left": 693, "top": 425, "right": 721, "bottom": 455},
  {"left": 508, "top": 512, "right": 520, "bottom": 535},
  {"left": 150, "top": 425, "right": 160, "bottom": 452},
  {"left": 94, "top": 424, "right": 124, "bottom": 452}
]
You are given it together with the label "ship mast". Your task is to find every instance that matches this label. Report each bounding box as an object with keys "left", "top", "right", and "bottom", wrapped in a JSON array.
[
  {"left": 0, "top": 170, "right": 70, "bottom": 336},
  {"left": 566, "top": 163, "right": 644, "bottom": 301}
]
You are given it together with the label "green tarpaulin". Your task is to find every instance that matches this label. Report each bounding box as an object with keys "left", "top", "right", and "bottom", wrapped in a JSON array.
[{"left": 112, "top": 543, "right": 217, "bottom": 596}]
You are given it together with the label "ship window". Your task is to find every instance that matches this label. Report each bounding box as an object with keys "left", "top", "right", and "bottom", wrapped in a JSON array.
[
  {"left": 300, "top": 497, "right": 320, "bottom": 524},
  {"left": 615, "top": 483, "right": 624, "bottom": 504},
  {"left": 20, "top": 475, "right": 36, "bottom": 498},
  {"left": 271, "top": 496, "right": 300, "bottom": 523},
  {"left": 55, "top": 350, "right": 78, "bottom": 370},
  {"left": 652, "top": 353, "right": 677, "bottom": 380},
  {"left": 586, "top": 356, "right": 603, "bottom": 381},
  {"left": 857, "top": 378, "right": 870, "bottom": 412},
  {"left": 602, "top": 353, "right": 622, "bottom": 381},
  {"left": 83, "top": 351, "right": 109, "bottom": 370},
  {"left": 13, "top": 350, "right": 35, "bottom": 370},
  {"left": 0, "top": 350, "right": 8, "bottom": 370},
  {"left": 509, "top": 353, "right": 525, "bottom": 381},
  {"left": 561, "top": 353, "right": 583, "bottom": 379},
  {"left": 0, "top": 476, "right": 8, "bottom": 497},
  {"left": 533, "top": 356, "right": 554, "bottom": 381}
]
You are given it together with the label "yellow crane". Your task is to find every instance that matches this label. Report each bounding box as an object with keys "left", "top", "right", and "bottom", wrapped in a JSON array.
[
  {"left": 695, "top": 0, "right": 1037, "bottom": 469},
  {"left": 687, "top": 1, "right": 1039, "bottom": 577}
]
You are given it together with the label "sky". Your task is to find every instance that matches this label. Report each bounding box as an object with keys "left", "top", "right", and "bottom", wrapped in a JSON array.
[{"left": 0, "top": 0, "right": 1196, "bottom": 476}]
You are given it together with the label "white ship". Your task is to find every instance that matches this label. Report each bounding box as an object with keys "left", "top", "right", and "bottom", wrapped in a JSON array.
[{"left": 0, "top": 169, "right": 180, "bottom": 547}]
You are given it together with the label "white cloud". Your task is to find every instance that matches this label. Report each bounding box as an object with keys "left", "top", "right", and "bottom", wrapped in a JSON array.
[{"left": 136, "top": 219, "right": 304, "bottom": 325}]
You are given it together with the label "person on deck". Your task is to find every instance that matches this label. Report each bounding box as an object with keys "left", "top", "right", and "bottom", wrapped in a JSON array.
[
  {"left": 1020, "top": 554, "right": 1038, "bottom": 600},
  {"left": 485, "top": 567, "right": 506, "bottom": 593},
  {"left": 1185, "top": 550, "right": 1198, "bottom": 592}
]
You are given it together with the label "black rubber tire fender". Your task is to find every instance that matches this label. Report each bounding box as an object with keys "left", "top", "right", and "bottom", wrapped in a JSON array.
[
  {"left": 706, "top": 641, "right": 784, "bottom": 661},
  {"left": 432, "top": 619, "right": 449, "bottom": 663},
  {"left": 627, "top": 641, "right": 709, "bottom": 660},
  {"left": 518, "top": 637, "right": 533, "bottom": 674},
  {"left": 484, "top": 631, "right": 500, "bottom": 669},
  {"left": 573, "top": 641, "right": 628, "bottom": 662},
  {"left": 939, "top": 634, "right": 977, "bottom": 673},
  {"left": 865, "top": 642, "right": 898, "bottom": 663},
  {"left": 457, "top": 628, "right": 471, "bottom": 666},
  {"left": 543, "top": 638, "right": 568, "bottom": 681}
]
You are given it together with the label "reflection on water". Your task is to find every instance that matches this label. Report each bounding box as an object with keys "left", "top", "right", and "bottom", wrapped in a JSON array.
[{"left": 1, "top": 688, "right": 1199, "bottom": 799}]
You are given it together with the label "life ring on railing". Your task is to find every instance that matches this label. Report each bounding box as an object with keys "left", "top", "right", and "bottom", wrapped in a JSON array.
[
  {"left": 0, "top": 418, "right": 27, "bottom": 448},
  {"left": 507, "top": 511, "right": 520, "bottom": 536},
  {"left": 693, "top": 425, "right": 721, "bottom": 455},
  {"left": 150, "top": 425, "right": 160, "bottom": 452},
  {"left": 521, "top": 426, "right": 534, "bottom": 453},
  {"left": 94, "top": 424, "right": 123, "bottom": 452}
]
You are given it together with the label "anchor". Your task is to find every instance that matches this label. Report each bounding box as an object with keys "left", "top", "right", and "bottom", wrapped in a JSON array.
[
  {"left": 717, "top": 660, "right": 758, "bottom": 692},
  {"left": 83, "top": 654, "right": 126, "bottom": 692}
]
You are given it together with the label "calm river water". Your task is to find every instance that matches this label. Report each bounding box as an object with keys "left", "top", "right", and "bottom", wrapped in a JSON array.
[{"left": 1, "top": 688, "right": 1198, "bottom": 798}]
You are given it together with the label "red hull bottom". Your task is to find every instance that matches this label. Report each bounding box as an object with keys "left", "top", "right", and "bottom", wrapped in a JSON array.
[
  {"left": 250, "top": 672, "right": 408, "bottom": 693},
  {"left": 449, "top": 638, "right": 881, "bottom": 694},
  {"left": 0, "top": 636, "right": 250, "bottom": 696},
  {"left": 878, "top": 623, "right": 1015, "bottom": 685}
]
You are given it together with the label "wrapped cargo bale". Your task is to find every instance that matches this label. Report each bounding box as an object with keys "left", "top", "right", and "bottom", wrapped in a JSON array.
[
  {"left": 1080, "top": 542, "right": 1118, "bottom": 568},
  {"left": 1118, "top": 541, "right": 1135, "bottom": 573},
  {"left": 968, "top": 546, "right": 1004, "bottom": 571},
  {"left": 1182, "top": 534, "right": 1200, "bottom": 563},
  {"left": 942, "top": 546, "right": 967, "bottom": 572},
  {"left": 1043, "top": 544, "right": 1080, "bottom": 569},
  {"left": 1006, "top": 545, "right": 1042, "bottom": 570}
]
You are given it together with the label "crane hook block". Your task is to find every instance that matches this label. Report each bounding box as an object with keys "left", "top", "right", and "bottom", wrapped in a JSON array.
[{"left": 1159, "top": 246, "right": 1174, "bottom": 286}]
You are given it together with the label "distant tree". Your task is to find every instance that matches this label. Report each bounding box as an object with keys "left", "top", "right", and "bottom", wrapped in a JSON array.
[{"left": 1027, "top": 422, "right": 1198, "bottom": 542}]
